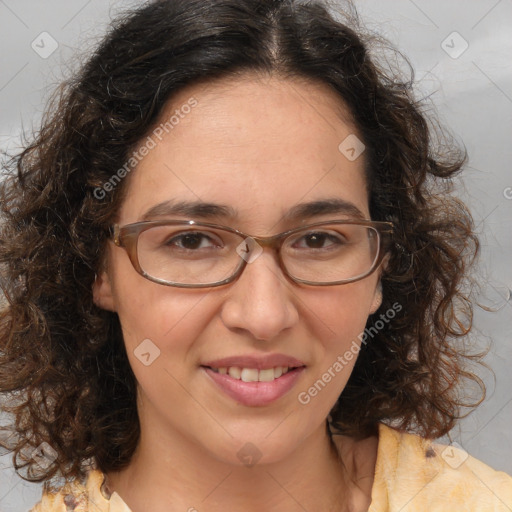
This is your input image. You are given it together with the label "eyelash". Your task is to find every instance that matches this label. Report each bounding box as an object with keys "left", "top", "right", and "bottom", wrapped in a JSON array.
[{"left": 166, "top": 230, "right": 344, "bottom": 251}]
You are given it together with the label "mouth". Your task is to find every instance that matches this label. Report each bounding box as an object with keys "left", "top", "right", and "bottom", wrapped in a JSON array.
[
  {"left": 200, "top": 364, "right": 306, "bottom": 406},
  {"left": 203, "top": 365, "right": 304, "bottom": 382}
]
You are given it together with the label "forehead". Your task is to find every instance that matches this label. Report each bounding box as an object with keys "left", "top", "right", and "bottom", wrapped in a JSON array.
[{"left": 118, "top": 73, "right": 369, "bottom": 229}]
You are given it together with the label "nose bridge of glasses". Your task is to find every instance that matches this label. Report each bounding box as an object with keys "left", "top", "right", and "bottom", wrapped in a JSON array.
[
  {"left": 234, "top": 232, "right": 292, "bottom": 287},
  {"left": 247, "top": 232, "right": 284, "bottom": 252}
]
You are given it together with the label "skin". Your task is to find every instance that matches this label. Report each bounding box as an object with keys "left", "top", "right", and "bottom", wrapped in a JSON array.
[{"left": 93, "top": 72, "right": 382, "bottom": 512}]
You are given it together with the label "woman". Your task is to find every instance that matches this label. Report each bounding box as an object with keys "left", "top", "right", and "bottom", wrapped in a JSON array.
[{"left": 1, "top": 0, "right": 511, "bottom": 510}]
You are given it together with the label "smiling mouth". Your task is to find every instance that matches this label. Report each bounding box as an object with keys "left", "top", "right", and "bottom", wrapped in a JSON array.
[{"left": 202, "top": 365, "right": 304, "bottom": 382}]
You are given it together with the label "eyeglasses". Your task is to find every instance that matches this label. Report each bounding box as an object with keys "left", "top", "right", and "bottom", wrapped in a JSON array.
[{"left": 110, "top": 219, "right": 394, "bottom": 288}]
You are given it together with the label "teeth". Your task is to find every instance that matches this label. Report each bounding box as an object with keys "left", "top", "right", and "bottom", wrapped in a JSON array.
[
  {"left": 213, "top": 366, "right": 292, "bottom": 382},
  {"left": 258, "top": 368, "right": 275, "bottom": 382},
  {"left": 241, "top": 368, "right": 259, "bottom": 382},
  {"left": 228, "top": 367, "right": 241, "bottom": 379}
]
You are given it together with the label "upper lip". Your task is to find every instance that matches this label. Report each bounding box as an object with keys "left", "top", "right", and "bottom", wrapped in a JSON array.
[{"left": 201, "top": 354, "right": 306, "bottom": 370}]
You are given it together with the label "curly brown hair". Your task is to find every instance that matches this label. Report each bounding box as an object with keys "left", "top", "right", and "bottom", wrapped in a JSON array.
[{"left": 0, "top": 0, "right": 485, "bottom": 484}]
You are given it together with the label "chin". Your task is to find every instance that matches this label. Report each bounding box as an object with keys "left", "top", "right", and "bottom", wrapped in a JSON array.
[{"left": 204, "top": 430, "right": 303, "bottom": 468}]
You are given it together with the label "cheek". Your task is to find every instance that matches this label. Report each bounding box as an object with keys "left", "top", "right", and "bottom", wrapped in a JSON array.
[
  {"left": 305, "top": 279, "right": 378, "bottom": 346},
  {"left": 296, "top": 284, "right": 376, "bottom": 419},
  {"left": 114, "top": 287, "right": 217, "bottom": 404},
  {"left": 110, "top": 261, "right": 214, "bottom": 363}
]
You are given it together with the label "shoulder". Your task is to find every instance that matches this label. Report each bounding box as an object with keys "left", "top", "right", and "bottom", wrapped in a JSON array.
[
  {"left": 30, "top": 469, "right": 132, "bottom": 512},
  {"left": 370, "top": 423, "right": 512, "bottom": 512}
]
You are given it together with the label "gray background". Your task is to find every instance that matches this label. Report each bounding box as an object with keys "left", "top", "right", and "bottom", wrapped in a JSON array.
[{"left": 0, "top": 0, "right": 511, "bottom": 510}]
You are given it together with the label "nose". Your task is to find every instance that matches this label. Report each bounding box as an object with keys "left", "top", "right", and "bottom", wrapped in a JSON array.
[{"left": 219, "top": 249, "right": 299, "bottom": 341}]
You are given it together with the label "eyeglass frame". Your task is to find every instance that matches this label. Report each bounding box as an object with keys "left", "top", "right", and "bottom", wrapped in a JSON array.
[{"left": 110, "top": 219, "right": 394, "bottom": 288}]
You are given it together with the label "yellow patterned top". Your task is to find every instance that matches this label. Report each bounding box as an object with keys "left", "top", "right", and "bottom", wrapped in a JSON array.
[{"left": 30, "top": 423, "right": 512, "bottom": 511}]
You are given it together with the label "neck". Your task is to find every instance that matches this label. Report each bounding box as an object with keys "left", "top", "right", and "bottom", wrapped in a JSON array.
[{"left": 104, "top": 418, "right": 377, "bottom": 512}]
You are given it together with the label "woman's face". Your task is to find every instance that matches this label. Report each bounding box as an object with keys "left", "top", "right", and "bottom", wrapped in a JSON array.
[{"left": 94, "top": 74, "right": 382, "bottom": 465}]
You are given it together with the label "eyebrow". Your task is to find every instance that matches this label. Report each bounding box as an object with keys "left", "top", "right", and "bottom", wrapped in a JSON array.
[{"left": 140, "top": 197, "right": 366, "bottom": 223}]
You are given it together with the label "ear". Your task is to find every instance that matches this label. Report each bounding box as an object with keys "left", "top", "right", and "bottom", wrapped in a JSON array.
[
  {"left": 92, "top": 270, "right": 116, "bottom": 312},
  {"left": 369, "top": 281, "right": 383, "bottom": 315}
]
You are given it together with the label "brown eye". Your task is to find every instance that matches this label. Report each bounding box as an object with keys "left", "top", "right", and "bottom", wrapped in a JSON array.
[
  {"left": 164, "top": 231, "right": 221, "bottom": 251},
  {"left": 292, "top": 231, "right": 345, "bottom": 250}
]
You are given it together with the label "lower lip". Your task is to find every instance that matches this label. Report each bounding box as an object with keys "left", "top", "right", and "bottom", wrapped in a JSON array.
[{"left": 202, "top": 366, "right": 305, "bottom": 407}]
